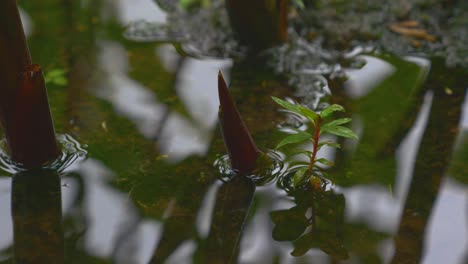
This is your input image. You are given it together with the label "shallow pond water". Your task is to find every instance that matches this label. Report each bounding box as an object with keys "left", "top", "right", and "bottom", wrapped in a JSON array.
[{"left": 0, "top": 0, "right": 467, "bottom": 263}]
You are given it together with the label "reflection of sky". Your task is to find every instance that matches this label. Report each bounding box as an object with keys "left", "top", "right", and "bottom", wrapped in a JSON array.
[
  {"left": 0, "top": 178, "right": 12, "bottom": 253},
  {"left": 158, "top": 58, "right": 231, "bottom": 161},
  {"left": 396, "top": 91, "right": 433, "bottom": 203},
  {"left": 18, "top": 8, "right": 33, "bottom": 37},
  {"left": 176, "top": 58, "right": 232, "bottom": 130},
  {"left": 423, "top": 178, "right": 468, "bottom": 264},
  {"left": 461, "top": 91, "right": 468, "bottom": 128},
  {"left": 65, "top": 159, "right": 160, "bottom": 263},
  {"left": 339, "top": 56, "right": 467, "bottom": 263},
  {"left": 344, "top": 55, "right": 396, "bottom": 99},
  {"left": 97, "top": 40, "right": 232, "bottom": 161},
  {"left": 97, "top": 41, "right": 168, "bottom": 138},
  {"left": 116, "top": 0, "right": 166, "bottom": 24},
  {"left": 342, "top": 57, "right": 432, "bottom": 234}
]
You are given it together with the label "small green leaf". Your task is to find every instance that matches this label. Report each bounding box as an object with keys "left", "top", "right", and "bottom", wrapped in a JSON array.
[
  {"left": 316, "top": 158, "right": 334, "bottom": 166},
  {"left": 320, "top": 104, "right": 345, "bottom": 119},
  {"left": 272, "top": 96, "right": 302, "bottom": 115},
  {"left": 293, "top": 167, "right": 308, "bottom": 187},
  {"left": 45, "top": 69, "right": 68, "bottom": 87},
  {"left": 294, "top": 0, "right": 305, "bottom": 9},
  {"left": 297, "top": 105, "right": 319, "bottom": 123},
  {"left": 272, "top": 97, "right": 319, "bottom": 123},
  {"left": 276, "top": 132, "right": 312, "bottom": 149},
  {"left": 322, "top": 125, "right": 358, "bottom": 139},
  {"left": 318, "top": 141, "right": 341, "bottom": 148},
  {"left": 321, "top": 118, "right": 352, "bottom": 128},
  {"left": 54, "top": 77, "right": 68, "bottom": 86}
]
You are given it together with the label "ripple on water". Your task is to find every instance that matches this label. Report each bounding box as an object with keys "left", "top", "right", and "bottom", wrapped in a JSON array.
[
  {"left": 213, "top": 149, "right": 286, "bottom": 185},
  {"left": 277, "top": 165, "right": 335, "bottom": 194},
  {"left": 0, "top": 134, "right": 87, "bottom": 175}
]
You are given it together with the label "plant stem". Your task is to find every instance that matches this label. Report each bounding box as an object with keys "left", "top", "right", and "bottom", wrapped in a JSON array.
[
  {"left": 225, "top": 0, "right": 288, "bottom": 52},
  {"left": 0, "top": 0, "right": 32, "bottom": 129},
  {"left": 308, "top": 120, "right": 321, "bottom": 173}
]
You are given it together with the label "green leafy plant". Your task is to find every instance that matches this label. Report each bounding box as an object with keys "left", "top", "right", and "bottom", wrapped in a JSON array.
[
  {"left": 272, "top": 97, "right": 358, "bottom": 188},
  {"left": 179, "top": 0, "right": 210, "bottom": 10},
  {"left": 44, "top": 69, "right": 68, "bottom": 87}
]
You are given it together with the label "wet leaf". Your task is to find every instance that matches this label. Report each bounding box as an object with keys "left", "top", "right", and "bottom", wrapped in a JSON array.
[
  {"left": 272, "top": 96, "right": 301, "bottom": 113},
  {"left": 321, "top": 125, "right": 358, "bottom": 139},
  {"left": 319, "top": 104, "right": 345, "bottom": 119},
  {"left": 272, "top": 96, "right": 319, "bottom": 123},
  {"left": 276, "top": 132, "right": 312, "bottom": 149},
  {"left": 322, "top": 118, "right": 352, "bottom": 128}
]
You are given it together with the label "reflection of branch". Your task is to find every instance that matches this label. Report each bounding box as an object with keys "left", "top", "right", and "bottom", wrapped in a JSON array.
[
  {"left": 151, "top": 57, "right": 186, "bottom": 141},
  {"left": 392, "top": 62, "right": 466, "bottom": 263},
  {"left": 199, "top": 176, "right": 255, "bottom": 263},
  {"left": 62, "top": 0, "right": 100, "bottom": 133},
  {"left": 111, "top": 215, "right": 142, "bottom": 262}
]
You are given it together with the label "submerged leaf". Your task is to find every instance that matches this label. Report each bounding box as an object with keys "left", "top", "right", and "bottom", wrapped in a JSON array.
[
  {"left": 276, "top": 132, "right": 312, "bottom": 149},
  {"left": 321, "top": 125, "right": 358, "bottom": 139},
  {"left": 270, "top": 207, "right": 308, "bottom": 241},
  {"left": 293, "top": 167, "right": 309, "bottom": 187},
  {"left": 319, "top": 104, "right": 345, "bottom": 119},
  {"left": 290, "top": 149, "right": 314, "bottom": 158}
]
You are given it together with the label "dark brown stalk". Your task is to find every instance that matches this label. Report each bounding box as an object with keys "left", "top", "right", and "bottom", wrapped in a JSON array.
[
  {"left": 218, "top": 71, "right": 259, "bottom": 175},
  {"left": 10, "top": 65, "right": 59, "bottom": 167},
  {"left": 0, "top": 0, "right": 32, "bottom": 128},
  {"left": 225, "top": 0, "right": 288, "bottom": 52},
  {"left": 0, "top": 0, "right": 59, "bottom": 167}
]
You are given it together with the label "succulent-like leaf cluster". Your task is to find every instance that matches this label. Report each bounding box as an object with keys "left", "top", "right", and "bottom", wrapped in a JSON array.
[{"left": 272, "top": 97, "right": 358, "bottom": 188}]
